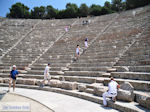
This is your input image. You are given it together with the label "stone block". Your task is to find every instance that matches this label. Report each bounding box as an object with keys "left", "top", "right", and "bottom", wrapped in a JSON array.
[
  {"left": 0, "top": 78, "right": 3, "bottom": 83},
  {"left": 93, "top": 86, "right": 107, "bottom": 97},
  {"left": 136, "top": 93, "right": 150, "bottom": 109},
  {"left": 24, "top": 79, "right": 36, "bottom": 85},
  {"left": 61, "top": 81, "right": 77, "bottom": 90},
  {"left": 78, "top": 85, "right": 86, "bottom": 92},
  {"left": 49, "top": 80, "right": 62, "bottom": 88},
  {"left": 120, "top": 82, "right": 134, "bottom": 92},
  {"left": 117, "top": 89, "right": 134, "bottom": 102}
]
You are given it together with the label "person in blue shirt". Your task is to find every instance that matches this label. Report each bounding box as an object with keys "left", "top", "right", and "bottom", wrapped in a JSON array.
[{"left": 8, "top": 65, "right": 19, "bottom": 92}]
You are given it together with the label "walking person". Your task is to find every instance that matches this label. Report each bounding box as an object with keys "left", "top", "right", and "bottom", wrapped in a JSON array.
[
  {"left": 8, "top": 65, "right": 19, "bottom": 92},
  {"left": 75, "top": 45, "right": 80, "bottom": 60},
  {"left": 40, "top": 63, "right": 51, "bottom": 87},
  {"left": 102, "top": 77, "right": 120, "bottom": 107},
  {"left": 84, "top": 38, "right": 88, "bottom": 49}
]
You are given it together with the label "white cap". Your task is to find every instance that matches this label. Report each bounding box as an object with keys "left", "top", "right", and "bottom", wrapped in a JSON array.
[{"left": 12, "top": 65, "right": 16, "bottom": 68}]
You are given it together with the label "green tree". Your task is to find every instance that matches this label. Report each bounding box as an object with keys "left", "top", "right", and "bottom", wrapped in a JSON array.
[
  {"left": 101, "top": 7, "right": 112, "bottom": 15},
  {"left": 64, "top": 3, "right": 78, "bottom": 18},
  {"left": 46, "top": 5, "right": 57, "bottom": 19},
  {"left": 89, "top": 4, "right": 102, "bottom": 16},
  {"left": 78, "top": 4, "right": 89, "bottom": 17},
  {"left": 126, "top": 0, "right": 150, "bottom": 9},
  {"left": 56, "top": 10, "right": 66, "bottom": 19},
  {"left": 104, "top": 1, "right": 111, "bottom": 9},
  {"left": 111, "top": 0, "right": 122, "bottom": 11},
  {"left": 31, "top": 6, "right": 45, "bottom": 19},
  {"left": 6, "top": 2, "right": 30, "bottom": 18}
]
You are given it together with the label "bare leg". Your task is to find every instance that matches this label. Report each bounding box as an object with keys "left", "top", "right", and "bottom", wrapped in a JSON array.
[
  {"left": 13, "top": 80, "right": 16, "bottom": 92},
  {"left": 9, "top": 78, "right": 12, "bottom": 92}
]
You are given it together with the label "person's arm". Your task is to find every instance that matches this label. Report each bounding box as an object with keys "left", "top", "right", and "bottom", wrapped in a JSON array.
[
  {"left": 46, "top": 68, "right": 49, "bottom": 76},
  {"left": 15, "top": 71, "right": 19, "bottom": 78},
  {"left": 10, "top": 71, "right": 12, "bottom": 78},
  {"left": 117, "top": 84, "right": 120, "bottom": 89}
]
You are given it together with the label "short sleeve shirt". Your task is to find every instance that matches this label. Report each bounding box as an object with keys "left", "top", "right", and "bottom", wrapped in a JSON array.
[
  {"left": 10, "top": 70, "right": 19, "bottom": 79},
  {"left": 108, "top": 80, "right": 118, "bottom": 94},
  {"left": 44, "top": 66, "right": 50, "bottom": 75}
]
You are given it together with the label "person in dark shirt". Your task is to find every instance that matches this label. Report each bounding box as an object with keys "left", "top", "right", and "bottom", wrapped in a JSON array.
[{"left": 8, "top": 65, "right": 19, "bottom": 92}]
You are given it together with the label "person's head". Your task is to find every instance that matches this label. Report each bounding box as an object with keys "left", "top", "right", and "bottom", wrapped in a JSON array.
[
  {"left": 77, "top": 45, "right": 79, "bottom": 48},
  {"left": 48, "top": 63, "right": 51, "bottom": 66},
  {"left": 85, "top": 38, "right": 88, "bottom": 41},
  {"left": 110, "top": 77, "right": 114, "bottom": 81},
  {"left": 12, "top": 65, "right": 16, "bottom": 70}
]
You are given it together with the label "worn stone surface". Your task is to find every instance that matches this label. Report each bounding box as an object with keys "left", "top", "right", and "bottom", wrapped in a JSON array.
[
  {"left": 61, "top": 81, "right": 77, "bottom": 90},
  {"left": 3, "top": 78, "right": 9, "bottom": 83},
  {"left": 93, "top": 86, "right": 107, "bottom": 97},
  {"left": 17, "top": 78, "right": 36, "bottom": 85},
  {"left": 49, "top": 80, "right": 62, "bottom": 88},
  {"left": 117, "top": 82, "right": 135, "bottom": 102},
  {"left": 78, "top": 85, "right": 86, "bottom": 92},
  {"left": 136, "top": 93, "right": 150, "bottom": 110},
  {"left": 117, "top": 89, "right": 134, "bottom": 102},
  {"left": 0, "top": 78, "right": 3, "bottom": 83},
  {"left": 120, "top": 82, "right": 134, "bottom": 92}
]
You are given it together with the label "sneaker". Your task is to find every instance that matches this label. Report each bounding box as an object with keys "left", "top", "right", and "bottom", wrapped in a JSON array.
[{"left": 40, "top": 84, "right": 44, "bottom": 88}]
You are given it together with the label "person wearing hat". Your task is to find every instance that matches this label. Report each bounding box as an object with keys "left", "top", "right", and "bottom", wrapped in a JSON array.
[
  {"left": 102, "top": 77, "right": 120, "bottom": 107},
  {"left": 40, "top": 63, "right": 51, "bottom": 87},
  {"left": 8, "top": 65, "right": 19, "bottom": 92}
]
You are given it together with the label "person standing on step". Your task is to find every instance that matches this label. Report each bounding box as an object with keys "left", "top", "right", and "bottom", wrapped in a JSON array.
[
  {"left": 102, "top": 77, "right": 120, "bottom": 107},
  {"left": 84, "top": 38, "right": 88, "bottom": 49},
  {"left": 8, "top": 65, "right": 19, "bottom": 92},
  {"left": 76, "top": 45, "right": 80, "bottom": 60},
  {"left": 41, "top": 63, "right": 51, "bottom": 87}
]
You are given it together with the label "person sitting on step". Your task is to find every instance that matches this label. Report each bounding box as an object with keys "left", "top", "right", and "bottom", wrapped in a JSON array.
[{"left": 102, "top": 77, "right": 120, "bottom": 107}]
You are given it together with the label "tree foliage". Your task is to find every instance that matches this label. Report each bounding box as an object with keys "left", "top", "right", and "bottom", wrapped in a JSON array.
[
  {"left": 7, "top": 2, "right": 30, "bottom": 18},
  {"left": 126, "top": 0, "right": 150, "bottom": 10},
  {"left": 31, "top": 6, "right": 45, "bottom": 19},
  {"left": 6, "top": 1, "right": 150, "bottom": 19}
]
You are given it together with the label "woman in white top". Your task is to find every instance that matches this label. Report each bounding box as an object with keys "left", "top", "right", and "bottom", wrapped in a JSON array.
[
  {"left": 76, "top": 45, "right": 80, "bottom": 59},
  {"left": 41, "top": 63, "right": 51, "bottom": 87},
  {"left": 84, "top": 38, "right": 88, "bottom": 48}
]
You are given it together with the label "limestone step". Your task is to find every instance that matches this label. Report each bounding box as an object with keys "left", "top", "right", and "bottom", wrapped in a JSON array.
[
  {"left": 78, "top": 58, "right": 117, "bottom": 63},
  {"left": 1, "top": 60, "right": 32, "bottom": 64},
  {"left": 111, "top": 72, "right": 150, "bottom": 81},
  {"left": 69, "top": 67, "right": 112, "bottom": 71},
  {"left": 114, "top": 66, "right": 150, "bottom": 72},
  {"left": 0, "top": 73, "right": 60, "bottom": 80},
  {"left": 30, "top": 67, "right": 62, "bottom": 71},
  {"left": 64, "top": 71, "right": 107, "bottom": 77},
  {"left": 40, "top": 56, "right": 72, "bottom": 60},
  {"left": 70, "top": 62, "right": 115, "bottom": 67},
  {"left": 102, "top": 78, "right": 150, "bottom": 91},
  {"left": 32, "top": 63, "right": 69, "bottom": 67},
  {"left": 0, "top": 83, "right": 149, "bottom": 112},
  {"left": 27, "top": 70, "right": 62, "bottom": 75},
  {"left": 37, "top": 60, "right": 72, "bottom": 63},
  {"left": 140, "top": 59, "right": 150, "bottom": 65},
  {"left": 80, "top": 55, "right": 118, "bottom": 59}
]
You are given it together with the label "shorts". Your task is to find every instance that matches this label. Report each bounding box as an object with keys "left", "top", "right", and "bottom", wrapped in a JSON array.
[
  {"left": 44, "top": 74, "right": 51, "bottom": 80},
  {"left": 11, "top": 76, "right": 16, "bottom": 80},
  {"left": 76, "top": 52, "right": 80, "bottom": 55}
]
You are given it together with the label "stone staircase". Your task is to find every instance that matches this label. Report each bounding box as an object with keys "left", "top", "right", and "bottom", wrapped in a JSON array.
[{"left": 0, "top": 5, "right": 150, "bottom": 112}]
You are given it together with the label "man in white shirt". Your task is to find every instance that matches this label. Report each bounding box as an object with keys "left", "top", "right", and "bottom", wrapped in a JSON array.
[
  {"left": 41, "top": 63, "right": 51, "bottom": 87},
  {"left": 102, "top": 77, "right": 120, "bottom": 107}
]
